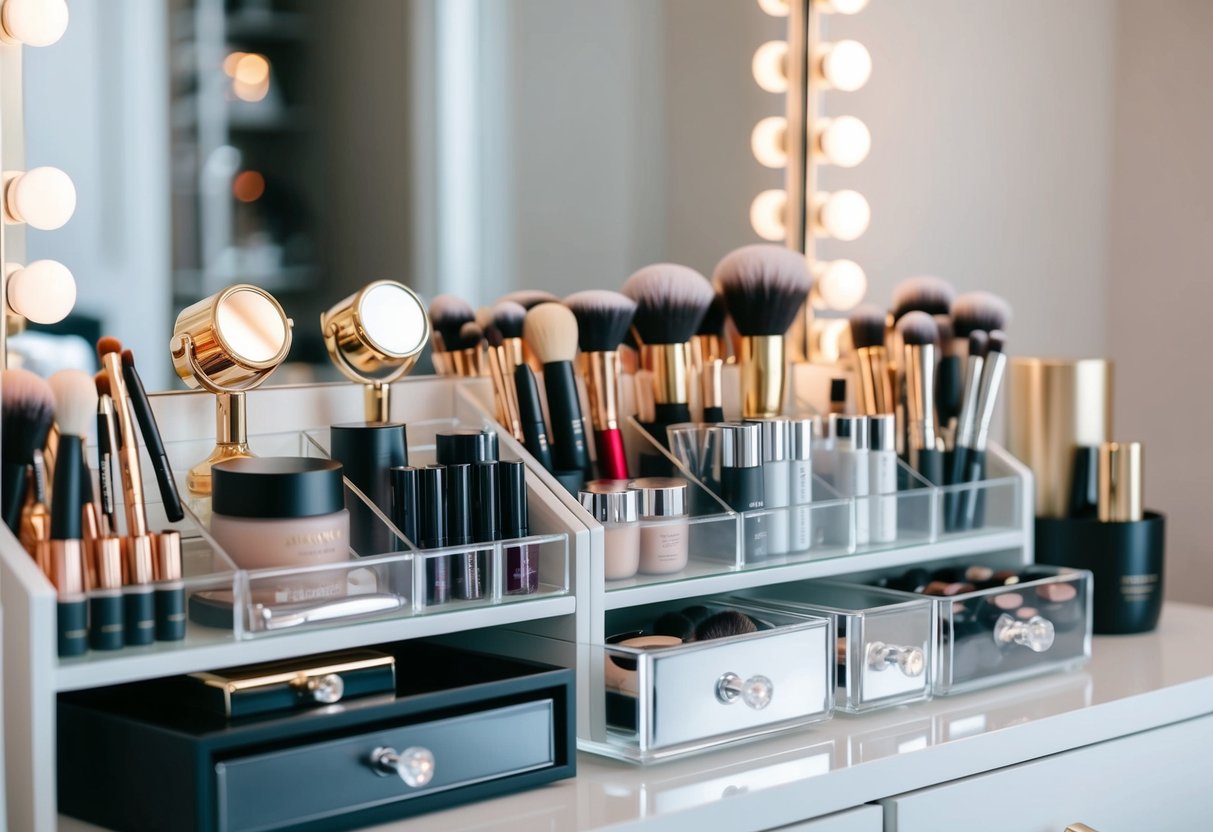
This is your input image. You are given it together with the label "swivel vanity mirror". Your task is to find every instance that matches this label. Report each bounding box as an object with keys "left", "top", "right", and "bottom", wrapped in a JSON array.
[
  {"left": 169, "top": 283, "right": 294, "bottom": 496},
  {"left": 321, "top": 280, "right": 430, "bottom": 422}
]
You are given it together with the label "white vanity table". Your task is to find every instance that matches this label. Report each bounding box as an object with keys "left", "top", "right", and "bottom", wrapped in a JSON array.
[{"left": 338, "top": 602, "right": 1212, "bottom": 832}]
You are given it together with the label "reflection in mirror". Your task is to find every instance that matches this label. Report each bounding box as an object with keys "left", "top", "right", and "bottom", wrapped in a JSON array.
[
  {"left": 216, "top": 287, "right": 289, "bottom": 365},
  {"left": 360, "top": 283, "right": 428, "bottom": 359},
  {"left": 19, "top": 0, "right": 782, "bottom": 391}
]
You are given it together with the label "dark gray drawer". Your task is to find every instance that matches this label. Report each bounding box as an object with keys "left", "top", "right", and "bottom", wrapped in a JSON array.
[{"left": 217, "top": 699, "right": 555, "bottom": 831}]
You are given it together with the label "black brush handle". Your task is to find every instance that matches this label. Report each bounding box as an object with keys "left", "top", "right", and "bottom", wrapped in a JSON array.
[
  {"left": 944, "top": 446, "right": 967, "bottom": 531},
  {"left": 2, "top": 462, "right": 27, "bottom": 532},
  {"left": 654, "top": 403, "right": 691, "bottom": 431},
  {"left": 936, "top": 356, "right": 962, "bottom": 430},
  {"left": 123, "top": 360, "right": 184, "bottom": 522},
  {"left": 958, "top": 447, "right": 987, "bottom": 531},
  {"left": 50, "top": 436, "right": 83, "bottom": 540},
  {"left": 58, "top": 598, "right": 88, "bottom": 657},
  {"left": 514, "top": 365, "right": 554, "bottom": 471},
  {"left": 124, "top": 586, "right": 155, "bottom": 646},
  {"left": 914, "top": 447, "right": 944, "bottom": 489},
  {"left": 155, "top": 582, "right": 186, "bottom": 641},
  {"left": 96, "top": 409, "right": 117, "bottom": 527},
  {"left": 542, "top": 361, "right": 591, "bottom": 474},
  {"left": 703, "top": 406, "right": 725, "bottom": 424},
  {"left": 89, "top": 590, "right": 125, "bottom": 650}
]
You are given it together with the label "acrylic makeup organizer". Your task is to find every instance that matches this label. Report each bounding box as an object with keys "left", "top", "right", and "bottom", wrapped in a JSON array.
[
  {"left": 458, "top": 362, "right": 1036, "bottom": 763},
  {"left": 0, "top": 376, "right": 590, "bottom": 830}
]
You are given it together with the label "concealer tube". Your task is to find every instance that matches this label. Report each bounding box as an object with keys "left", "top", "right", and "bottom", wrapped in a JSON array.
[
  {"left": 89, "top": 536, "right": 125, "bottom": 650},
  {"left": 154, "top": 530, "right": 186, "bottom": 641},
  {"left": 747, "top": 417, "right": 790, "bottom": 555},
  {"left": 789, "top": 418, "right": 814, "bottom": 552},
  {"left": 869, "top": 414, "right": 898, "bottom": 544},
  {"left": 831, "top": 414, "right": 871, "bottom": 546}
]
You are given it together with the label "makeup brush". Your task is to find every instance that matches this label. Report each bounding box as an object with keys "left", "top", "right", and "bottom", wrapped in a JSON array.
[
  {"left": 955, "top": 329, "right": 1009, "bottom": 529},
  {"left": 93, "top": 373, "right": 121, "bottom": 536},
  {"left": 429, "top": 294, "right": 475, "bottom": 376},
  {"left": 896, "top": 312, "right": 943, "bottom": 486},
  {"left": 122, "top": 349, "right": 183, "bottom": 522},
  {"left": 891, "top": 276, "right": 956, "bottom": 322},
  {"left": 2, "top": 368, "right": 54, "bottom": 535},
  {"left": 933, "top": 313, "right": 964, "bottom": 438},
  {"left": 622, "top": 263, "right": 715, "bottom": 428},
  {"left": 493, "top": 301, "right": 528, "bottom": 376},
  {"left": 564, "top": 290, "right": 636, "bottom": 479},
  {"left": 713, "top": 244, "right": 812, "bottom": 419},
  {"left": 525, "top": 302, "right": 591, "bottom": 479},
  {"left": 485, "top": 326, "right": 524, "bottom": 441},
  {"left": 945, "top": 330, "right": 988, "bottom": 529},
  {"left": 48, "top": 370, "right": 97, "bottom": 657},
  {"left": 848, "top": 304, "right": 895, "bottom": 416},
  {"left": 693, "top": 293, "right": 728, "bottom": 423},
  {"left": 500, "top": 289, "right": 559, "bottom": 310},
  {"left": 513, "top": 352, "right": 555, "bottom": 473},
  {"left": 950, "top": 291, "right": 1011, "bottom": 358},
  {"left": 451, "top": 322, "right": 484, "bottom": 378}
]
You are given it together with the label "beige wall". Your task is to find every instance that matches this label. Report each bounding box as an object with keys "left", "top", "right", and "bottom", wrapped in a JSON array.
[{"left": 1106, "top": 0, "right": 1213, "bottom": 603}]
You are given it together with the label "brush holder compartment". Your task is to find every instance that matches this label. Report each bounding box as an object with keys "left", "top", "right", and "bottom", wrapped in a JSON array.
[{"left": 1034, "top": 512, "right": 1165, "bottom": 634}]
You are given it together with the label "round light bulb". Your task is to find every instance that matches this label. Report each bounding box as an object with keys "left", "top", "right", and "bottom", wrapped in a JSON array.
[
  {"left": 751, "top": 116, "right": 788, "bottom": 168},
  {"left": 816, "top": 116, "right": 871, "bottom": 167},
  {"left": 752, "top": 41, "right": 789, "bottom": 94},
  {"left": 815, "top": 259, "right": 868, "bottom": 310},
  {"left": 0, "top": 0, "right": 68, "bottom": 47},
  {"left": 6, "top": 259, "right": 76, "bottom": 324},
  {"left": 750, "top": 190, "right": 787, "bottom": 242},
  {"left": 756, "top": 0, "right": 789, "bottom": 16},
  {"left": 822, "top": 0, "right": 869, "bottom": 14},
  {"left": 5, "top": 166, "right": 77, "bottom": 230},
  {"left": 820, "top": 40, "right": 872, "bottom": 92},
  {"left": 815, "top": 190, "right": 870, "bottom": 241}
]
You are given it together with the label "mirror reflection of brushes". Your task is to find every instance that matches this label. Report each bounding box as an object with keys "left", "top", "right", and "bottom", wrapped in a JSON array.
[
  {"left": 169, "top": 284, "right": 293, "bottom": 498},
  {"left": 321, "top": 280, "right": 430, "bottom": 422}
]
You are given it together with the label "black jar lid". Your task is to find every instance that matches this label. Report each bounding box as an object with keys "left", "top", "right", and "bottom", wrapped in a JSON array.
[
  {"left": 212, "top": 457, "right": 345, "bottom": 519},
  {"left": 436, "top": 428, "right": 497, "bottom": 466}
]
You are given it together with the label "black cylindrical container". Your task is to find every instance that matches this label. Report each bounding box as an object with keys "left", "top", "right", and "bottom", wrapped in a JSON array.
[
  {"left": 719, "top": 422, "right": 768, "bottom": 559},
  {"left": 330, "top": 422, "right": 408, "bottom": 555},
  {"left": 389, "top": 466, "right": 420, "bottom": 548},
  {"left": 436, "top": 429, "right": 497, "bottom": 467},
  {"left": 419, "top": 465, "right": 450, "bottom": 604},
  {"left": 500, "top": 460, "right": 538, "bottom": 594},
  {"left": 447, "top": 464, "right": 482, "bottom": 600},
  {"left": 1034, "top": 512, "right": 1165, "bottom": 634}
]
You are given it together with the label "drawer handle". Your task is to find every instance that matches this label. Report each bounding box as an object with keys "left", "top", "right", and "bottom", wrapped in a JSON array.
[
  {"left": 1065, "top": 825, "right": 1099, "bottom": 832},
  {"left": 994, "top": 613, "right": 1055, "bottom": 653},
  {"left": 715, "top": 673, "right": 774, "bottom": 710},
  {"left": 865, "top": 641, "right": 925, "bottom": 677},
  {"left": 370, "top": 746, "right": 436, "bottom": 788},
  {"left": 291, "top": 672, "right": 344, "bottom": 705}
]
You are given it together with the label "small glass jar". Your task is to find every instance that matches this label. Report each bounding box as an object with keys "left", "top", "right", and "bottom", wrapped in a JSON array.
[
  {"left": 629, "top": 477, "right": 689, "bottom": 574},
  {"left": 581, "top": 480, "right": 641, "bottom": 580}
]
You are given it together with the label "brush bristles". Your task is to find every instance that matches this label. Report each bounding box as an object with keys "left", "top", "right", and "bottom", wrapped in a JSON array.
[
  {"left": 988, "top": 330, "right": 1007, "bottom": 354},
  {"left": 712, "top": 244, "right": 811, "bottom": 336},
  {"left": 474, "top": 306, "right": 494, "bottom": 331},
  {"left": 94, "top": 372, "right": 111, "bottom": 399},
  {"left": 1, "top": 368, "right": 55, "bottom": 462},
  {"left": 891, "top": 276, "right": 956, "bottom": 320},
  {"left": 523, "top": 302, "right": 579, "bottom": 364},
  {"left": 492, "top": 301, "right": 527, "bottom": 339},
  {"left": 500, "top": 290, "right": 559, "bottom": 310},
  {"left": 933, "top": 314, "right": 954, "bottom": 344},
  {"left": 429, "top": 294, "right": 476, "bottom": 345},
  {"left": 848, "top": 304, "right": 888, "bottom": 350},
  {"left": 453, "top": 322, "right": 484, "bottom": 351},
  {"left": 951, "top": 291, "right": 1011, "bottom": 336},
  {"left": 694, "top": 610, "right": 758, "bottom": 641},
  {"left": 564, "top": 290, "right": 636, "bottom": 352},
  {"left": 96, "top": 335, "right": 122, "bottom": 360},
  {"left": 49, "top": 370, "right": 98, "bottom": 438},
  {"left": 968, "top": 330, "right": 989, "bottom": 359},
  {"left": 622, "top": 263, "right": 715, "bottom": 345},
  {"left": 697, "top": 293, "right": 727, "bottom": 337},
  {"left": 895, "top": 311, "right": 940, "bottom": 346},
  {"left": 485, "top": 325, "right": 504, "bottom": 348}
]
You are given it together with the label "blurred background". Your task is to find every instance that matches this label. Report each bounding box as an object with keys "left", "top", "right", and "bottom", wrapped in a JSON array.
[{"left": 15, "top": 0, "right": 1213, "bottom": 598}]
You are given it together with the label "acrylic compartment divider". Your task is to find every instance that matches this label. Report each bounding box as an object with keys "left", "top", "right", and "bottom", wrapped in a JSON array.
[{"left": 109, "top": 425, "right": 570, "bottom": 642}]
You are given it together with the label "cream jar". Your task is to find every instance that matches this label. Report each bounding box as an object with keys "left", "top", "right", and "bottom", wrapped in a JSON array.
[
  {"left": 629, "top": 477, "right": 689, "bottom": 574},
  {"left": 580, "top": 479, "right": 641, "bottom": 580},
  {"left": 210, "top": 457, "right": 351, "bottom": 603}
]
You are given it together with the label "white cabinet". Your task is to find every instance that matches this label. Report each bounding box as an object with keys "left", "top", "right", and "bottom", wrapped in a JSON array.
[
  {"left": 884, "top": 713, "right": 1213, "bottom": 832},
  {"left": 770, "top": 805, "right": 882, "bottom": 832}
]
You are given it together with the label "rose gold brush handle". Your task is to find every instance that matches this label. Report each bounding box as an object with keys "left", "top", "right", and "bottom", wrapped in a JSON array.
[{"left": 101, "top": 352, "right": 149, "bottom": 537}]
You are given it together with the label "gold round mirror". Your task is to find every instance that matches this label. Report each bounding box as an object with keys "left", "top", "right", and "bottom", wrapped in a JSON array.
[{"left": 215, "top": 286, "right": 291, "bottom": 367}]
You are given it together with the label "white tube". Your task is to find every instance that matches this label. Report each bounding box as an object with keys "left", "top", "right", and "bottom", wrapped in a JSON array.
[
  {"left": 789, "top": 418, "right": 814, "bottom": 551},
  {"left": 869, "top": 413, "right": 898, "bottom": 543}
]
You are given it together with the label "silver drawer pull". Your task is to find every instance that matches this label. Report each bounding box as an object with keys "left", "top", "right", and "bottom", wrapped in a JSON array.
[
  {"left": 291, "top": 673, "right": 344, "bottom": 704},
  {"left": 994, "top": 613, "right": 1055, "bottom": 652},
  {"left": 715, "top": 673, "right": 774, "bottom": 710},
  {"left": 370, "top": 746, "right": 436, "bottom": 787},
  {"left": 865, "top": 641, "right": 925, "bottom": 677}
]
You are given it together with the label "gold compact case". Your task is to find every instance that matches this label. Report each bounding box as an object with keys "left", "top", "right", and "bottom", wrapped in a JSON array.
[
  {"left": 169, "top": 284, "right": 294, "bottom": 497},
  {"left": 185, "top": 648, "right": 396, "bottom": 718},
  {"left": 321, "top": 280, "right": 430, "bottom": 422}
]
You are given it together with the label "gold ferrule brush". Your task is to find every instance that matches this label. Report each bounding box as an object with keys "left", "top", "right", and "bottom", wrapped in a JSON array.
[
  {"left": 639, "top": 342, "right": 692, "bottom": 405},
  {"left": 95, "top": 536, "right": 123, "bottom": 590},
  {"left": 82, "top": 503, "right": 101, "bottom": 590},
  {"left": 102, "top": 351, "right": 150, "bottom": 536},
  {"left": 855, "top": 346, "right": 894, "bottom": 415},
  {"left": 691, "top": 334, "right": 724, "bottom": 369},
  {"left": 738, "top": 334, "right": 786, "bottom": 419},
  {"left": 431, "top": 332, "right": 449, "bottom": 375},
  {"left": 1099, "top": 441, "right": 1143, "bottom": 523},
  {"left": 51, "top": 539, "right": 86, "bottom": 598},
  {"left": 448, "top": 347, "right": 481, "bottom": 378},
  {"left": 583, "top": 350, "right": 622, "bottom": 432},
  {"left": 903, "top": 343, "right": 939, "bottom": 452},
  {"left": 701, "top": 358, "right": 723, "bottom": 412}
]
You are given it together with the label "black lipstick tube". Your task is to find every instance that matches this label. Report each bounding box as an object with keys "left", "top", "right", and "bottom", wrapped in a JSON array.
[
  {"left": 500, "top": 460, "right": 538, "bottom": 594},
  {"left": 447, "top": 464, "right": 482, "bottom": 600},
  {"left": 719, "top": 423, "right": 768, "bottom": 560},
  {"left": 419, "top": 465, "right": 449, "bottom": 605}
]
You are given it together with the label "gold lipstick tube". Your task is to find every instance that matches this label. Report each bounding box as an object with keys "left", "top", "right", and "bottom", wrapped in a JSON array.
[
  {"left": 639, "top": 342, "right": 692, "bottom": 405},
  {"left": 51, "top": 539, "right": 85, "bottom": 596},
  {"left": 102, "top": 351, "right": 149, "bottom": 537},
  {"left": 82, "top": 502, "right": 101, "bottom": 590},
  {"left": 96, "top": 536, "right": 123, "bottom": 589},
  {"left": 1099, "top": 441, "right": 1143, "bottom": 523},
  {"left": 582, "top": 350, "right": 622, "bottom": 432},
  {"left": 902, "top": 344, "right": 939, "bottom": 453},
  {"left": 737, "top": 335, "right": 786, "bottom": 419}
]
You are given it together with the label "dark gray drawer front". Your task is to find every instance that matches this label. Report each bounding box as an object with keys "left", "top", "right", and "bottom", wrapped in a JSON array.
[{"left": 216, "top": 699, "right": 555, "bottom": 831}]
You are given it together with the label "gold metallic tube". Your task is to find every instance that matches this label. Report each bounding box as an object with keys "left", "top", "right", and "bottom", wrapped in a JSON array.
[
  {"left": 154, "top": 529, "right": 183, "bottom": 582},
  {"left": 187, "top": 391, "right": 251, "bottom": 497},
  {"left": 701, "top": 358, "right": 723, "bottom": 415},
  {"left": 95, "top": 536, "right": 123, "bottom": 590},
  {"left": 125, "top": 534, "right": 155, "bottom": 586},
  {"left": 691, "top": 334, "right": 724, "bottom": 368},
  {"left": 82, "top": 503, "right": 101, "bottom": 591},
  {"left": 364, "top": 382, "right": 390, "bottom": 423},
  {"left": 582, "top": 350, "right": 622, "bottom": 432},
  {"left": 737, "top": 335, "right": 786, "bottom": 419},
  {"left": 1099, "top": 441, "right": 1143, "bottom": 523},
  {"left": 639, "top": 342, "right": 692, "bottom": 405},
  {"left": 51, "top": 539, "right": 85, "bottom": 596}
]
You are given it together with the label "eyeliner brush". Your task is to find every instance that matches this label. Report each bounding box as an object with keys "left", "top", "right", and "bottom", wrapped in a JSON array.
[{"left": 122, "top": 349, "right": 184, "bottom": 523}]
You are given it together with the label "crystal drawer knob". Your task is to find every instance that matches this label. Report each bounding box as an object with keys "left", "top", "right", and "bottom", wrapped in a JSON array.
[
  {"left": 994, "top": 612, "right": 1055, "bottom": 653},
  {"left": 716, "top": 672, "right": 774, "bottom": 709},
  {"left": 865, "top": 641, "right": 925, "bottom": 677},
  {"left": 292, "top": 672, "right": 344, "bottom": 704},
  {"left": 371, "top": 746, "right": 436, "bottom": 787}
]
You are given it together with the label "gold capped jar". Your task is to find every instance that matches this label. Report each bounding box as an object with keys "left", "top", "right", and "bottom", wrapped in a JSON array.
[
  {"left": 628, "top": 477, "right": 689, "bottom": 574},
  {"left": 580, "top": 480, "right": 641, "bottom": 580}
]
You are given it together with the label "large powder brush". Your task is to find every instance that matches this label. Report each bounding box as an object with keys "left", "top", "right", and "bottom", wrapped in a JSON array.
[
  {"left": 525, "top": 302, "right": 591, "bottom": 479},
  {"left": 713, "top": 244, "right": 812, "bottom": 418},
  {"left": 1, "top": 368, "right": 55, "bottom": 537}
]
